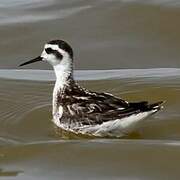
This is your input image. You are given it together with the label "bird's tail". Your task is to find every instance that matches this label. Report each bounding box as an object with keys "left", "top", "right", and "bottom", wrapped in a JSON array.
[
  {"left": 129, "top": 101, "right": 164, "bottom": 113},
  {"left": 147, "top": 101, "right": 164, "bottom": 112},
  {"left": 114, "top": 101, "right": 165, "bottom": 136}
]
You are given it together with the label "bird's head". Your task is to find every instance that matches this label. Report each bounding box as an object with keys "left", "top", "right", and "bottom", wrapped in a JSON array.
[{"left": 19, "top": 39, "right": 73, "bottom": 68}]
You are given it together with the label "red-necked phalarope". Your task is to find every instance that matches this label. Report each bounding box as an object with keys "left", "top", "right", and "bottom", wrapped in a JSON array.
[{"left": 19, "top": 39, "right": 164, "bottom": 137}]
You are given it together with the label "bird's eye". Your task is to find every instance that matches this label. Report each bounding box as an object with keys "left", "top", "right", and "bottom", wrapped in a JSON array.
[
  {"left": 45, "top": 47, "right": 63, "bottom": 60},
  {"left": 45, "top": 48, "right": 53, "bottom": 54}
]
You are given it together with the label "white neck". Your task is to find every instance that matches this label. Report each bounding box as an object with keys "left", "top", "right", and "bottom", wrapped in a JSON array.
[
  {"left": 52, "top": 58, "right": 73, "bottom": 116},
  {"left": 53, "top": 63, "right": 72, "bottom": 89}
]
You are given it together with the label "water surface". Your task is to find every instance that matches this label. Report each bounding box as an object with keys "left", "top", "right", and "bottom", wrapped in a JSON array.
[
  {"left": 0, "top": 68, "right": 180, "bottom": 179},
  {"left": 1, "top": 0, "right": 180, "bottom": 179}
]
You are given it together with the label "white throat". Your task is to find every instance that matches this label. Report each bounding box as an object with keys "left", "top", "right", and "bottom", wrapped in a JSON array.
[
  {"left": 52, "top": 57, "right": 73, "bottom": 116},
  {"left": 53, "top": 61, "right": 72, "bottom": 89}
]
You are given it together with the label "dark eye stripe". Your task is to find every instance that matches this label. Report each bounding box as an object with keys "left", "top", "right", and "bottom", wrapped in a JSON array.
[
  {"left": 54, "top": 50, "right": 63, "bottom": 59},
  {"left": 45, "top": 48, "right": 63, "bottom": 59}
]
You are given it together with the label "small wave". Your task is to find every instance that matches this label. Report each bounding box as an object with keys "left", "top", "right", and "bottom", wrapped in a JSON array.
[
  {"left": 0, "top": 68, "right": 180, "bottom": 81},
  {"left": 121, "top": 0, "right": 180, "bottom": 7},
  {"left": 0, "top": 3, "right": 91, "bottom": 25}
]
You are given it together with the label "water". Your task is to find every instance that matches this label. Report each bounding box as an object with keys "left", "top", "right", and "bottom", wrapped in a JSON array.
[
  {"left": 0, "top": 69, "right": 180, "bottom": 179},
  {"left": 0, "top": 0, "right": 180, "bottom": 179}
]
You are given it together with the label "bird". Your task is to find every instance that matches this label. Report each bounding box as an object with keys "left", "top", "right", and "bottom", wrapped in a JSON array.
[{"left": 19, "top": 39, "right": 164, "bottom": 137}]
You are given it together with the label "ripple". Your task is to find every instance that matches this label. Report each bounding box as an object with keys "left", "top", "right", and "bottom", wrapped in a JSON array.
[
  {"left": 0, "top": 168, "right": 23, "bottom": 177},
  {"left": 0, "top": 68, "right": 180, "bottom": 81},
  {"left": 0, "top": 68, "right": 179, "bottom": 142},
  {"left": 121, "top": 0, "right": 180, "bottom": 7},
  {"left": 0, "top": 2, "right": 91, "bottom": 25}
]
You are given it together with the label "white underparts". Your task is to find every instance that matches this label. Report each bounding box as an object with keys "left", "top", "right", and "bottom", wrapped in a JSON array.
[
  {"left": 77, "top": 110, "right": 157, "bottom": 137},
  {"left": 52, "top": 109, "right": 157, "bottom": 137},
  {"left": 52, "top": 106, "right": 63, "bottom": 127}
]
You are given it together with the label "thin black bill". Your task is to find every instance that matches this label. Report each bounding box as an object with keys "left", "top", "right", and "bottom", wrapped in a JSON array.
[{"left": 19, "top": 56, "right": 42, "bottom": 67}]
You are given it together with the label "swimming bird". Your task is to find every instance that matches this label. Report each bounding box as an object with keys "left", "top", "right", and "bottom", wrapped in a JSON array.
[{"left": 19, "top": 40, "right": 163, "bottom": 137}]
